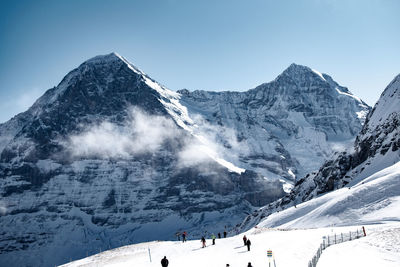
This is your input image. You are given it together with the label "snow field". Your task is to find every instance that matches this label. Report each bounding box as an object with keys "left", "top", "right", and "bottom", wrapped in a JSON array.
[
  {"left": 318, "top": 224, "right": 400, "bottom": 267},
  {"left": 61, "top": 226, "right": 367, "bottom": 267}
]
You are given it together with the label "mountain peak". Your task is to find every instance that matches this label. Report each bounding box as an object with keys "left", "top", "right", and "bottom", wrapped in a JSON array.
[
  {"left": 281, "top": 63, "right": 327, "bottom": 82},
  {"left": 81, "top": 52, "right": 145, "bottom": 77},
  {"left": 84, "top": 52, "right": 122, "bottom": 65}
]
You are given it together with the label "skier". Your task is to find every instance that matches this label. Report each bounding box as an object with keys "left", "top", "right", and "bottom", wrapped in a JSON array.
[
  {"left": 223, "top": 230, "right": 227, "bottom": 238},
  {"left": 246, "top": 239, "right": 251, "bottom": 251},
  {"left": 211, "top": 233, "right": 216, "bottom": 245},
  {"left": 243, "top": 235, "right": 247, "bottom": 246},
  {"left": 247, "top": 262, "right": 253, "bottom": 267},
  {"left": 218, "top": 232, "right": 221, "bottom": 239},
  {"left": 161, "top": 256, "right": 169, "bottom": 267},
  {"left": 201, "top": 236, "right": 206, "bottom": 248},
  {"left": 182, "top": 231, "right": 187, "bottom": 242}
]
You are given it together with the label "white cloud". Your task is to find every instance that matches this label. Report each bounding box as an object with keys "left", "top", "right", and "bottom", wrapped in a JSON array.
[
  {"left": 67, "top": 107, "right": 180, "bottom": 159},
  {"left": 66, "top": 107, "right": 246, "bottom": 173}
]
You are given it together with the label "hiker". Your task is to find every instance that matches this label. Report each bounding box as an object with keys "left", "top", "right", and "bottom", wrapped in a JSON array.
[
  {"left": 218, "top": 232, "right": 221, "bottom": 239},
  {"left": 243, "top": 235, "right": 247, "bottom": 246},
  {"left": 247, "top": 262, "right": 253, "bottom": 267},
  {"left": 224, "top": 230, "right": 227, "bottom": 238},
  {"left": 246, "top": 239, "right": 251, "bottom": 251},
  {"left": 182, "top": 231, "right": 187, "bottom": 242},
  {"left": 201, "top": 236, "right": 206, "bottom": 248},
  {"left": 176, "top": 232, "right": 181, "bottom": 241},
  {"left": 161, "top": 256, "right": 169, "bottom": 267},
  {"left": 211, "top": 233, "right": 216, "bottom": 245}
]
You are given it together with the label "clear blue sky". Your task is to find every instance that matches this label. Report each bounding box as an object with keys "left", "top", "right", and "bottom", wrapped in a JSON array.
[{"left": 0, "top": 0, "right": 399, "bottom": 123}]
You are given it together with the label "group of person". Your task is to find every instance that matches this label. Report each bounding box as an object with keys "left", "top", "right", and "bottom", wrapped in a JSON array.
[
  {"left": 163, "top": 257, "right": 253, "bottom": 267},
  {"left": 175, "top": 231, "right": 187, "bottom": 242},
  {"left": 162, "top": 234, "right": 254, "bottom": 266},
  {"left": 176, "top": 229, "right": 228, "bottom": 246},
  {"left": 226, "top": 264, "right": 253, "bottom": 267},
  {"left": 242, "top": 235, "right": 251, "bottom": 251}
]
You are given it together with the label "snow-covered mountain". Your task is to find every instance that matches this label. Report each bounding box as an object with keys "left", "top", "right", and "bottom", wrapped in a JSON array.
[
  {"left": 178, "top": 63, "right": 369, "bottom": 182},
  {"left": 0, "top": 53, "right": 369, "bottom": 267},
  {"left": 238, "top": 73, "right": 400, "bottom": 231}
]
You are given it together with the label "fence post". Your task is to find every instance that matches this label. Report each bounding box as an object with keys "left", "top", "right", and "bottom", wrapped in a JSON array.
[
  {"left": 341, "top": 233, "right": 343, "bottom": 242},
  {"left": 349, "top": 231, "right": 351, "bottom": 241},
  {"left": 362, "top": 226, "right": 366, "bottom": 236},
  {"left": 334, "top": 233, "right": 336, "bottom": 244},
  {"left": 148, "top": 247, "right": 152, "bottom": 262}
]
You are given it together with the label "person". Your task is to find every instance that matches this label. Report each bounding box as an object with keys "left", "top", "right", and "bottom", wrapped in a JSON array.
[
  {"left": 247, "top": 262, "right": 253, "bottom": 267},
  {"left": 182, "top": 231, "right": 187, "bottom": 242},
  {"left": 161, "top": 256, "right": 169, "bottom": 267},
  {"left": 201, "top": 236, "right": 206, "bottom": 248},
  {"left": 223, "top": 230, "right": 227, "bottom": 238},
  {"left": 211, "top": 233, "right": 216, "bottom": 245},
  {"left": 176, "top": 232, "right": 181, "bottom": 241},
  {"left": 218, "top": 232, "right": 221, "bottom": 239},
  {"left": 246, "top": 239, "right": 251, "bottom": 251},
  {"left": 243, "top": 235, "right": 247, "bottom": 246}
]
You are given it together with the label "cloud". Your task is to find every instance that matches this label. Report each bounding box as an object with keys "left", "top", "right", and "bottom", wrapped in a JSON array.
[
  {"left": 67, "top": 107, "right": 180, "bottom": 159},
  {"left": 65, "top": 107, "right": 246, "bottom": 174}
]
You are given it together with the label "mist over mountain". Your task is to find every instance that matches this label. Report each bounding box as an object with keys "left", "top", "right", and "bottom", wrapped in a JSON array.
[{"left": 0, "top": 53, "right": 370, "bottom": 266}]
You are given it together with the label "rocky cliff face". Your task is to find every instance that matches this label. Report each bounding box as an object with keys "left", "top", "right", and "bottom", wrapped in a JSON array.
[
  {"left": 0, "top": 53, "right": 369, "bottom": 267},
  {"left": 238, "top": 74, "right": 400, "bottom": 231}
]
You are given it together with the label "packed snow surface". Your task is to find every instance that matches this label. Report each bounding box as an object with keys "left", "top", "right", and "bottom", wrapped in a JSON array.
[
  {"left": 258, "top": 161, "right": 400, "bottom": 229},
  {"left": 61, "top": 161, "right": 400, "bottom": 267},
  {"left": 60, "top": 224, "right": 400, "bottom": 267}
]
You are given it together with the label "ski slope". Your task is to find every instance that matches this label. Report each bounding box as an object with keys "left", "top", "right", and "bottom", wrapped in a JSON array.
[
  {"left": 60, "top": 224, "right": 400, "bottom": 267},
  {"left": 61, "top": 162, "right": 400, "bottom": 267},
  {"left": 256, "top": 161, "right": 400, "bottom": 229}
]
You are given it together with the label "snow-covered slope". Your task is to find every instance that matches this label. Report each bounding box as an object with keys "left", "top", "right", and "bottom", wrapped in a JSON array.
[
  {"left": 255, "top": 162, "right": 400, "bottom": 228},
  {"left": 59, "top": 223, "right": 400, "bottom": 267},
  {"left": 238, "top": 73, "right": 400, "bottom": 231},
  {"left": 59, "top": 157, "right": 400, "bottom": 267}
]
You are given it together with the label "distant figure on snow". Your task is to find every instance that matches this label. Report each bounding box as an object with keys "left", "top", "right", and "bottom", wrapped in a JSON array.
[
  {"left": 176, "top": 232, "right": 181, "bottom": 241},
  {"left": 224, "top": 230, "right": 227, "bottom": 238},
  {"left": 246, "top": 239, "right": 251, "bottom": 251},
  {"left": 161, "top": 256, "right": 169, "bottom": 267},
  {"left": 218, "top": 232, "right": 221, "bottom": 239},
  {"left": 243, "top": 235, "right": 247, "bottom": 246},
  {"left": 201, "top": 236, "right": 206, "bottom": 248},
  {"left": 247, "top": 262, "right": 253, "bottom": 267},
  {"left": 211, "top": 233, "right": 216, "bottom": 245},
  {"left": 182, "top": 231, "right": 187, "bottom": 242}
]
